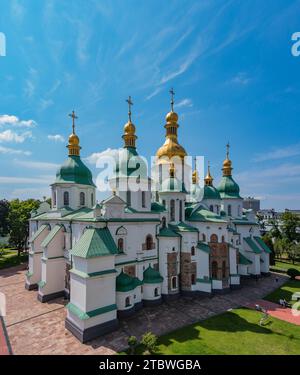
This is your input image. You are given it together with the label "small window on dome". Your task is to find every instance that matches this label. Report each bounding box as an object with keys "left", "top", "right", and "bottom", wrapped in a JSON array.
[
  {"left": 91, "top": 193, "right": 94, "bottom": 206},
  {"left": 80, "top": 192, "right": 85, "bottom": 206},
  {"left": 210, "top": 205, "right": 213, "bottom": 212},
  {"left": 228, "top": 205, "right": 232, "bottom": 216},
  {"left": 63, "top": 191, "right": 69, "bottom": 206}
]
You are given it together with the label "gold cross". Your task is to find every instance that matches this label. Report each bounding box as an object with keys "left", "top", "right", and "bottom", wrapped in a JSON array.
[
  {"left": 226, "top": 142, "right": 230, "bottom": 159},
  {"left": 69, "top": 110, "right": 78, "bottom": 134},
  {"left": 126, "top": 96, "right": 133, "bottom": 122},
  {"left": 170, "top": 87, "right": 175, "bottom": 111}
]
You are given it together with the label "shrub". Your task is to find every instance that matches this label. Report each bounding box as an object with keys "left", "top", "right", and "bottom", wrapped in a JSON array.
[
  {"left": 287, "top": 268, "right": 300, "bottom": 280},
  {"left": 127, "top": 335, "right": 138, "bottom": 355},
  {"left": 141, "top": 331, "right": 158, "bottom": 354}
]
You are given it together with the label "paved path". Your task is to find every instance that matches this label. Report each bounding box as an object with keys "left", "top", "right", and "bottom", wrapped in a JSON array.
[
  {"left": 0, "top": 265, "right": 290, "bottom": 355},
  {"left": 244, "top": 299, "right": 300, "bottom": 326}
]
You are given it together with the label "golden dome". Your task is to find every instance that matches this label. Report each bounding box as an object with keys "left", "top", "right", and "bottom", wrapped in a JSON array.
[
  {"left": 204, "top": 161, "right": 213, "bottom": 186},
  {"left": 124, "top": 121, "right": 136, "bottom": 135},
  {"left": 192, "top": 169, "right": 199, "bottom": 184},
  {"left": 156, "top": 138, "right": 187, "bottom": 160},
  {"left": 166, "top": 111, "right": 178, "bottom": 123},
  {"left": 222, "top": 143, "right": 233, "bottom": 176},
  {"left": 223, "top": 158, "right": 232, "bottom": 168},
  {"left": 68, "top": 133, "right": 79, "bottom": 146}
]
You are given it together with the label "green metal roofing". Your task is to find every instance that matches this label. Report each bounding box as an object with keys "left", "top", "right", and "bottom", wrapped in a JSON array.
[
  {"left": 143, "top": 265, "right": 163, "bottom": 284},
  {"left": 217, "top": 175, "right": 241, "bottom": 199},
  {"left": 196, "top": 241, "right": 211, "bottom": 254},
  {"left": 41, "top": 224, "right": 63, "bottom": 248},
  {"left": 160, "top": 177, "right": 187, "bottom": 193},
  {"left": 116, "top": 271, "right": 143, "bottom": 292},
  {"left": 244, "top": 237, "right": 262, "bottom": 254},
  {"left": 55, "top": 155, "right": 95, "bottom": 187},
  {"left": 151, "top": 202, "right": 167, "bottom": 212},
  {"left": 200, "top": 185, "right": 221, "bottom": 200},
  {"left": 30, "top": 224, "right": 49, "bottom": 242},
  {"left": 67, "top": 302, "right": 117, "bottom": 320},
  {"left": 71, "top": 227, "right": 118, "bottom": 258},
  {"left": 158, "top": 227, "right": 181, "bottom": 237},
  {"left": 186, "top": 207, "right": 227, "bottom": 223},
  {"left": 253, "top": 236, "right": 272, "bottom": 254},
  {"left": 114, "top": 147, "right": 148, "bottom": 178},
  {"left": 238, "top": 251, "right": 252, "bottom": 265},
  {"left": 169, "top": 221, "right": 198, "bottom": 232},
  {"left": 233, "top": 217, "right": 258, "bottom": 225}
]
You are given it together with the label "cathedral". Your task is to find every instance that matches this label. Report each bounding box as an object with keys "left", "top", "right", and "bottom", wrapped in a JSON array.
[{"left": 25, "top": 93, "right": 271, "bottom": 343}]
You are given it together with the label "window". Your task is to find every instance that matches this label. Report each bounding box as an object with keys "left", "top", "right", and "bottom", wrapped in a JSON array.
[
  {"left": 63, "top": 191, "right": 69, "bottom": 206},
  {"left": 179, "top": 200, "right": 183, "bottom": 221},
  {"left": 127, "top": 190, "right": 131, "bottom": 206},
  {"left": 154, "top": 288, "right": 159, "bottom": 297},
  {"left": 210, "top": 234, "right": 218, "bottom": 243},
  {"left": 142, "top": 191, "right": 146, "bottom": 208},
  {"left": 238, "top": 205, "right": 241, "bottom": 216},
  {"left": 212, "top": 261, "right": 218, "bottom": 279},
  {"left": 125, "top": 296, "right": 131, "bottom": 307},
  {"left": 221, "top": 235, "right": 225, "bottom": 243},
  {"left": 172, "top": 246, "right": 176, "bottom": 252},
  {"left": 191, "top": 274, "right": 196, "bottom": 285},
  {"left": 80, "top": 192, "right": 85, "bottom": 206},
  {"left": 171, "top": 276, "right": 177, "bottom": 289},
  {"left": 162, "top": 200, "right": 166, "bottom": 208},
  {"left": 162, "top": 217, "right": 166, "bottom": 228},
  {"left": 202, "top": 233, "right": 206, "bottom": 242},
  {"left": 228, "top": 204, "right": 232, "bottom": 216},
  {"left": 118, "top": 238, "right": 124, "bottom": 252},
  {"left": 53, "top": 190, "right": 56, "bottom": 207},
  {"left": 216, "top": 205, "right": 220, "bottom": 214},
  {"left": 210, "top": 205, "right": 214, "bottom": 212},
  {"left": 191, "top": 246, "right": 195, "bottom": 256},
  {"left": 146, "top": 235, "right": 153, "bottom": 250},
  {"left": 91, "top": 193, "right": 94, "bottom": 206},
  {"left": 170, "top": 199, "right": 175, "bottom": 221},
  {"left": 222, "top": 261, "right": 226, "bottom": 278}
]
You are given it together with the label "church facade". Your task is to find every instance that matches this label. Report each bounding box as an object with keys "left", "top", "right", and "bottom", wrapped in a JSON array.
[{"left": 25, "top": 98, "right": 271, "bottom": 343}]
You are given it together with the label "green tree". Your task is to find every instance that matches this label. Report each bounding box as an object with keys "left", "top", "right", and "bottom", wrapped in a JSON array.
[
  {"left": 141, "top": 332, "right": 158, "bottom": 354},
  {"left": 270, "top": 219, "right": 282, "bottom": 241},
  {"left": 274, "top": 238, "right": 284, "bottom": 260},
  {"left": 286, "top": 243, "right": 300, "bottom": 265},
  {"left": 262, "top": 233, "right": 275, "bottom": 265},
  {"left": 127, "top": 335, "right": 138, "bottom": 355},
  {"left": 0, "top": 199, "right": 10, "bottom": 236},
  {"left": 8, "top": 199, "right": 40, "bottom": 255},
  {"left": 281, "top": 212, "right": 300, "bottom": 243}
]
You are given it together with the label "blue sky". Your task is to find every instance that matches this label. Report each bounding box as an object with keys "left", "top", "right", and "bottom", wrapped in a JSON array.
[{"left": 0, "top": 0, "right": 300, "bottom": 210}]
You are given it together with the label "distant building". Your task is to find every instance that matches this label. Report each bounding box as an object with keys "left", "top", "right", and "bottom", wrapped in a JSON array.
[{"left": 243, "top": 197, "right": 260, "bottom": 213}]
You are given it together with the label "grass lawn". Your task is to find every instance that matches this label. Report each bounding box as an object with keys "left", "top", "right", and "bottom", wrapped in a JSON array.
[
  {"left": 0, "top": 248, "right": 28, "bottom": 269},
  {"left": 271, "top": 259, "right": 300, "bottom": 273},
  {"left": 264, "top": 279, "right": 300, "bottom": 305},
  {"left": 128, "top": 308, "right": 300, "bottom": 355}
]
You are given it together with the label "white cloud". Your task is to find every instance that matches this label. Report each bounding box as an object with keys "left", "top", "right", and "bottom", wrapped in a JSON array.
[
  {"left": 253, "top": 143, "right": 300, "bottom": 162},
  {"left": 47, "top": 134, "right": 65, "bottom": 142},
  {"left": 230, "top": 72, "right": 251, "bottom": 85},
  {"left": 0, "top": 114, "right": 37, "bottom": 128},
  {"left": 174, "top": 98, "right": 193, "bottom": 109},
  {"left": 146, "top": 87, "right": 163, "bottom": 101},
  {"left": 85, "top": 148, "right": 120, "bottom": 165},
  {"left": 40, "top": 99, "right": 54, "bottom": 111},
  {"left": 0, "top": 175, "right": 52, "bottom": 184},
  {"left": 0, "top": 146, "right": 31, "bottom": 156},
  {"left": 13, "top": 159, "right": 59, "bottom": 171},
  {"left": 0, "top": 129, "right": 32, "bottom": 143}
]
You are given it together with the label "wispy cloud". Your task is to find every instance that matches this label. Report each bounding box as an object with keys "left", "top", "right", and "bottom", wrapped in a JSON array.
[
  {"left": 0, "top": 175, "right": 53, "bottom": 184},
  {"left": 174, "top": 98, "right": 193, "bottom": 109},
  {"left": 0, "top": 129, "right": 33, "bottom": 143},
  {"left": 47, "top": 134, "right": 65, "bottom": 142},
  {"left": 230, "top": 72, "right": 251, "bottom": 85},
  {"left": 13, "top": 159, "right": 59, "bottom": 170},
  {"left": 253, "top": 143, "right": 300, "bottom": 162},
  {"left": 0, "top": 146, "right": 31, "bottom": 156}
]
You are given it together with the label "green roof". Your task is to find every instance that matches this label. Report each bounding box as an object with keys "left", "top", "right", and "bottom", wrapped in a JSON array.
[
  {"left": 114, "top": 147, "right": 148, "bottom": 178},
  {"left": 116, "top": 271, "right": 143, "bottom": 292},
  {"left": 169, "top": 221, "right": 198, "bottom": 232},
  {"left": 41, "top": 224, "right": 63, "bottom": 248},
  {"left": 30, "top": 224, "right": 49, "bottom": 242},
  {"left": 217, "top": 175, "right": 241, "bottom": 199},
  {"left": 200, "top": 185, "right": 221, "bottom": 200},
  {"left": 158, "top": 227, "right": 181, "bottom": 237},
  {"left": 233, "top": 217, "right": 258, "bottom": 225},
  {"left": 186, "top": 207, "right": 227, "bottom": 223},
  {"left": 55, "top": 155, "right": 95, "bottom": 186},
  {"left": 143, "top": 265, "right": 163, "bottom": 284},
  {"left": 238, "top": 251, "right": 252, "bottom": 265},
  {"left": 244, "top": 237, "right": 262, "bottom": 254},
  {"left": 196, "top": 241, "right": 211, "bottom": 254},
  {"left": 71, "top": 227, "right": 118, "bottom": 258},
  {"left": 253, "top": 236, "right": 272, "bottom": 254},
  {"left": 151, "top": 202, "right": 167, "bottom": 212},
  {"left": 67, "top": 302, "right": 117, "bottom": 320}
]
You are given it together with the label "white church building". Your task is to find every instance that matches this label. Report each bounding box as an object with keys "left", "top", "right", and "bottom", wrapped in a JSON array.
[{"left": 25, "top": 97, "right": 271, "bottom": 342}]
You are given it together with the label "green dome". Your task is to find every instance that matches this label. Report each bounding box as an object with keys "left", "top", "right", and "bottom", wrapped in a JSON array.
[
  {"left": 116, "top": 271, "right": 143, "bottom": 292},
  {"left": 200, "top": 185, "right": 221, "bottom": 201},
  {"left": 143, "top": 265, "right": 163, "bottom": 284},
  {"left": 160, "top": 177, "right": 187, "bottom": 193},
  {"left": 217, "top": 176, "right": 241, "bottom": 199},
  {"left": 55, "top": 155, "right": 95, "bottom": 186},
  {"left": 114, "top": 147, "right": 148, "bottom": 178}
]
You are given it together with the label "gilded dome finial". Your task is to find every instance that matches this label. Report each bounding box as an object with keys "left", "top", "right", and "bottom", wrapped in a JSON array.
[
  {"left": 204, "top": 161, "right": 213, "bottom": 186},
  {"left": 170, "top": 87, "right": 175, "bottom": 112},
  {"left": 192, "top": 156, "right": 199, "bottom": 184},
  {"left": 126, "top": 95, "right": 133, "bottom": 122},
  {"left": 67, "top": 110, "right": 81, "bottom": 156},
  {"left": 123, "top": 96, "right": 137, "bottom": 148},
  {"left": 222, "top": 142, "right": 233, "bottom": 176}
]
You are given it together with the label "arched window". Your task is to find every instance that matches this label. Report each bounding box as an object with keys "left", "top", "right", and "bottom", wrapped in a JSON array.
[
  {"left": 172, "top": 246, "right": 176, "bottom": 252},
  {"left": 221, "top": 235, "right": 225, "bottom": 243},
  {"left": 80, "top": 192, "right": 85, "bottom": 206},
  {"left": 142, "top": 191, "right": 146, "bottom": 208},
  {"left": 171, "top": 276, "right": 177, "bottom": 289},
  {"left": 154, "top": 288, "right": 159, "bottom": 297},
  {"left": 210, "top": 234, "right": 218, "bottom": 243},
  {"left": 216, "top": 205, "right": 220, "bottom": 214},
  {"left": 162, "top": 200, "right": 166, "bottom": 208},
  {"left": 179, "top": 200, "right": 183, "bottom": 221},
  {"left": 53, "top": 190, "right": 56, "bottom": 207},
  {"left": 191, "top": 246, "right": 195, "bottom": 256},
  {"left": 63, "top": 191, "right": 69, "bottom": 206},
  {"left": 146, "top": 235, "right": 153, "bottom": 250},
  {"left": 125, "top": 296, "right": 131, "bottom": 307},
  {"left": 118, "top": 238, "right": 124, "bottom": 252},
  {"left": 170, "top": 199, "right": 175, "bottom": 221},
  {"left": 238, "top": 205, "right": 241, "bottom": 216},
  {"left": 162, "top": 217, "right": 166, "bottom": 228},
  {"left": 202, "top": 233, "right": 206, "bottom": 242},
  {"left": 228, "top": 204, "right": 232, "bottom": 216},
  {"left": 91, "top": 193, "right": 94, "bottom": 206},
  {"left": 210, "top": 205, "right": 214, "bottom": 212},
  {"left": 222, "top": 261, "right": 226, "bottom": 278},
  {"left": 191, "top": 274, "right": 196, "bottom": 285},
  {"left": 212, "top": 261, "right": 218, "bottom": 279},
  {"left": 127, "top": 190, "right": 131, "bottom": 206}
]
